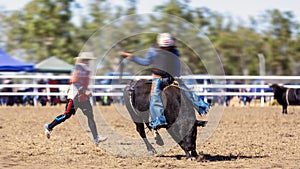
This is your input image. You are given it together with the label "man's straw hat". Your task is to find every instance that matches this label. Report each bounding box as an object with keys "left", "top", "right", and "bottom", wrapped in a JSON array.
[{"left": 74, "top": 52, "right": 96, "bottom": 60}]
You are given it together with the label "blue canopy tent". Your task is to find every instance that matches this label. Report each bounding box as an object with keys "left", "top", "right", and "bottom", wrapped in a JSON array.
[{"left": 0, "top": 49, "right": 34, "bottom": 72}]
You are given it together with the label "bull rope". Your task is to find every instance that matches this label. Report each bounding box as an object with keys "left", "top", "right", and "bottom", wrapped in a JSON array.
[
  {"left": 163, "top": 81, "right": 194, "bottom": 92},
  {"left": 286, "top": 88, "right": 290, "bottom": 105}
]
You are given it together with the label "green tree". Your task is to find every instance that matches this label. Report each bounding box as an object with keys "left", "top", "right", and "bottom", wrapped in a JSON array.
[
  {"left": 154, "top": 0, "right": 193, "bottom": 22},
  {"left": 0, "top": 10, "right": 26, "bottom": 53},
  {"left": 5, "top": 0, "right": 77, "bottom": 63},
  {"left": 261, "top": 9, "right": 298, "bottom": 75},
  {"left": 213, "top": 26, "right": 264, "bottom": 75}
]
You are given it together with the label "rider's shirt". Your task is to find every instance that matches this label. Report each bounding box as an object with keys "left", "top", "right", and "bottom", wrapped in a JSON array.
[{"left": 130, "top": 46, "right": 181, "bottom": 77}]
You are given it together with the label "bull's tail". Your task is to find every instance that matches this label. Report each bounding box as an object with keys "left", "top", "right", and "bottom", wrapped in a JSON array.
[{"left": 124, "top": 85, "right": 139, "bottom": 117}]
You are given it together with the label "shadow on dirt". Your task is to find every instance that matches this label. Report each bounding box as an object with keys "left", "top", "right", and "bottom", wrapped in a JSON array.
[
  {"left": 159, "top": 153, "right": 268, "bottom": 162},
  {"left": 197, "top": 153, "right": 268, "bottom": 162}
]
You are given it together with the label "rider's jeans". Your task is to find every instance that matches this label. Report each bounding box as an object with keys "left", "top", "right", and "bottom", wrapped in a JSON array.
[
  {"left": 178, "top": 80, "right": 210, "bottom": 115},
  {"left": 149, "top": 78, "right": 166, "bottom": 124}
]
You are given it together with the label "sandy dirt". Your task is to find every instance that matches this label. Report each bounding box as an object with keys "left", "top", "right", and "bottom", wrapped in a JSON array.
[{"left": 0, "top": 104, "right": 299, "bottom": 169}]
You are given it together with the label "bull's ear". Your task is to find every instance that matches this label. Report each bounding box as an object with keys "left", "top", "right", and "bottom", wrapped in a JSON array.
[
  {"left": 268, "top": 83, "right": 273, "bottom": 88},
  {"left": 278, "top": 83, "right": 283, "bottom": 87},
  {"left": 269, "top": 83, "right": 277, "bottom": 88},
  {"left": 278, "top": 83, "right": 285, "bottom": 89}
]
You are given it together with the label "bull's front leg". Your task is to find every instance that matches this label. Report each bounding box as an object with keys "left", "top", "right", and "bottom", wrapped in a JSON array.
[
  {"left": 142, "top": 138, "right": 157, "bottom": 155},
  {"left": 136, "top": 122, "right": 157, "bottom": 155},
  {"left": 282, "top": 105, "right": 288, "bottom": 114}
]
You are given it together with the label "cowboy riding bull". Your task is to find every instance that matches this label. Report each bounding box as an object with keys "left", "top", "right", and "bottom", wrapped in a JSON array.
[{"left": 120, "top": 33, "right": 210, "bottom": 159}]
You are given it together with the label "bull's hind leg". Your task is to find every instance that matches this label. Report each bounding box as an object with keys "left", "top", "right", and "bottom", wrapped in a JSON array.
[
  {"left": 183, "top": 149, "right": 192, "bottom": 158},
  {"left": 191, "top": 150, "right": 198, "bottom": 157},
  {"left": 183, "top": 150, "right": 198, "bottom": 161},
  {"left": 180, "top": 142, "right": 198, "bottom": 160},
  {"left": 135, "top": 122, "right": 157, "bottom": 155}
]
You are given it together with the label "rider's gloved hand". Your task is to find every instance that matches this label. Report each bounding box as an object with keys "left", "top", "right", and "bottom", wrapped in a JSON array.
[{"left": 119, "top": 51, "right": 132, "bottom": 59}]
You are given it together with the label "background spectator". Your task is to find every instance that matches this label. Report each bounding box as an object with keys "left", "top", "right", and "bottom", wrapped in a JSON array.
[
  {"left": 0, "top": 79, "right": 15, "bottom": 106},
  {"left": 48, "top": 79, "right": 60, "bottom": 106},
  {"left": 37, "top": 79, "right": 48, "bottom": 106}
]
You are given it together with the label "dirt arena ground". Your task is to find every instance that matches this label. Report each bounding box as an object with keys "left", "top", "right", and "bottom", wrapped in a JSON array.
[{"left": 0, "top": 103, "right": 299, "bottom": 169}]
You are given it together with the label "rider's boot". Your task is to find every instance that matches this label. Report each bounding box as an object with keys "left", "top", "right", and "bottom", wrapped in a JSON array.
[
  {"left": 192, "top": 95, "right": 210, "bottom": 115},
  {"left": 149, "top": 78, "right": 168, "bottom": 130}
]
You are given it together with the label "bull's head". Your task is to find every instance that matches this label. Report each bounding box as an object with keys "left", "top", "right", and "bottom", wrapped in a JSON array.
[{"left": 269, "top": 83, "right": 285, "bottom": 92}]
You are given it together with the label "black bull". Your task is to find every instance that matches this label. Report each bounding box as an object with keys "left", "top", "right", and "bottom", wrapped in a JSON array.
[
  {"left": 123, "top": 79, "right": 206, "bottom": 158},
  {"left": 270, "top": 84, "right": 300, "bottom": 114}
]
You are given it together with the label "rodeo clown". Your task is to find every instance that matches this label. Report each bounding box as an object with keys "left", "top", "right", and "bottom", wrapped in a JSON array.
[
  {"left": 44, "top": 52, "right": 107, "bottom": 145},
  {"left": 120, "top": 33, "right": 210, "bottom": 130}
]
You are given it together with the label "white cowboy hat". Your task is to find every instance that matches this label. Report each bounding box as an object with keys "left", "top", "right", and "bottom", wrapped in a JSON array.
[
  {"left": 3, "top": 79, "right": 12, "bottom": 84},
  {"left": 74, "top": 52, "right": 96, "bottom": 60}
]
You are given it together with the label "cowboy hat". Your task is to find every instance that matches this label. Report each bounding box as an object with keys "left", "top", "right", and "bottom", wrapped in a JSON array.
[
  {"left": 74, "top": 52, "right": 96, "bottom": 60},
  {"left": 3, "top": 79, "right": 12, "bottom": 84}
]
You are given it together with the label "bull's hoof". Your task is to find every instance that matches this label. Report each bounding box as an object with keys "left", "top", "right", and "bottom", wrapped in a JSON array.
[
  {"left": 187, "top": 157, "right": 197, "bottom": 161},
  {"left": 191, "top": 150, "right": 198, "bottom": 157},
  {"left": 148, "top": 148, "right": 157, "bottom": 155}
]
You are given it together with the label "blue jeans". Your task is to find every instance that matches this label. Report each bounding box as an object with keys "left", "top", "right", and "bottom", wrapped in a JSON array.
[
  {"left": 178, "top": 80, "right": 210, "bottom": 115},
  {"left": 149, "top": 78, "right": 167, "bottom": 128}
]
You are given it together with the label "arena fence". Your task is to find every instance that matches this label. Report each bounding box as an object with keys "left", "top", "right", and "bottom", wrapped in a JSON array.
[{"left": 1, "top": 74, "right": 300, "bottom": 106}]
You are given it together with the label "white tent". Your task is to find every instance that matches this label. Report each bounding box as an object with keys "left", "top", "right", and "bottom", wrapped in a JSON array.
[{"left": 35, "top": 56, "right": 73, "bottom": 73}]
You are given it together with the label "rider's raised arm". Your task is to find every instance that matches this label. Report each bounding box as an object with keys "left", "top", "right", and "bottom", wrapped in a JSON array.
[{"left": 130, "top": 46, "right": 157, "bottom": 66}]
